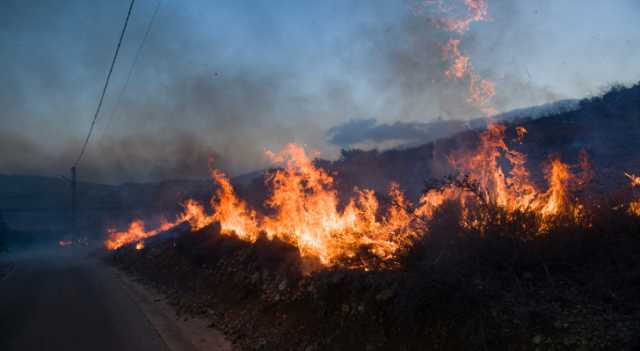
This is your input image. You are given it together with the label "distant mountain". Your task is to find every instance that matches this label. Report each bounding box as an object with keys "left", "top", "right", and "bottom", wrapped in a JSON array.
[
  {"left": 315, "top": 84, "right": 640, "bottom": 199},
  {"left": 326, "top": 99, "right": 580, "bottom": 150}
]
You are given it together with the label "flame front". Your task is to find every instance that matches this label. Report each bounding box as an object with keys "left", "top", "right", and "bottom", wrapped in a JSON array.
[{"left": 105, "top": 124, "right": 601, "bottom": 268}]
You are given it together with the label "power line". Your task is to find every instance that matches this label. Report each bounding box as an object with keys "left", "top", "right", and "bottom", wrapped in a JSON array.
[
  {"left": 73, "top": 0, "right": 137, "bottom": 167},
  {"left": 98, "top": 0, "right": 163, "bottom": 142}
]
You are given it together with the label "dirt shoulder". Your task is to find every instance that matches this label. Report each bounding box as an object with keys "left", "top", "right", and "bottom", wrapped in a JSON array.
[{"left": 111, "top": 264, "right": 233, "bottom": 351}]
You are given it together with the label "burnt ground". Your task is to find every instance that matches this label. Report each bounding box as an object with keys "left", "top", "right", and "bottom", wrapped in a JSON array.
[{"left": 108, "top": 206, "right": 640, "bottom": 351}]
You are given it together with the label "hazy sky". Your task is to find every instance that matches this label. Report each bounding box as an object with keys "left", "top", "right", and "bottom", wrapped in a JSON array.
[{"left": 1, "top": 0, "right": 639, "bottom": 183}]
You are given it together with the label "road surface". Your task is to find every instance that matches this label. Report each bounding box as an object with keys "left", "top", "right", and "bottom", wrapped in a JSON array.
[{"left": 0, "top": 247, "right": 173, "bottom": 351}]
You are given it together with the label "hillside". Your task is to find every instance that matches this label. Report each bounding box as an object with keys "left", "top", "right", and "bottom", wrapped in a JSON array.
[{"left": 316, "top": 83, "right": 640, "bottom": 200}]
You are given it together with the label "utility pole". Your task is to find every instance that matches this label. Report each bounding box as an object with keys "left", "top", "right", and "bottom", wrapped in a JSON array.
[{"left": 71, "top": 166, "right": 77, "bottom": 241}]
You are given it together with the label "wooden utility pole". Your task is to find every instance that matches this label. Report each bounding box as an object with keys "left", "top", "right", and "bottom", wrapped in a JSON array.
[{"left": 71, "top": 166, "right": 77, "bottom": 240}]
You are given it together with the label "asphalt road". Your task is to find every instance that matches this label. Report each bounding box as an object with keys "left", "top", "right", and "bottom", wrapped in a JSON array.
[{"left": 0, "top": 247, "right": 171, "bottom": 351}]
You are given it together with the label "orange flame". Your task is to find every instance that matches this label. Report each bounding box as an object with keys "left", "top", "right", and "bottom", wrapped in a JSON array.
[
  {"left": 105, "top": 144, "right": 418, "bottom": 266},
  {"left": 215, "top": 144, "right": 417, "bottom": 265},
  {"left": 625, "top": 172, "right": 640, "bottom": 187},
  {"left": 416, "top": 123, "right": 585, "bottom": 231},
  {"left": 626, "top": 172, "right": 640, "bottom": 216},
  {"left": 105, "top": 218, "right": 177, "bottom": 250}
]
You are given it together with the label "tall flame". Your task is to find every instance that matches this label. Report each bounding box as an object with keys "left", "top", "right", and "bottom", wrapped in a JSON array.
[
  {"left": 213, "top": 144, "right": 418, "bottom": 265},
  {"left": 416, "top": 123, "right": 585, "bottom": 232}
]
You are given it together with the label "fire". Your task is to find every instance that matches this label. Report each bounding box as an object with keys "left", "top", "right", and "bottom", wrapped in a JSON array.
[
  {"left": 433, "top": 0, "right": 496, "bottom": 116},
  {"left": 428, "top": 0, "right": 489, "bottom": 34},
  {"left": 213, "top": 144, "right": 417, "bottom": 265},
  {"left": 626, "top": 172, "right": 640, "bottom": 216},
  {"left": 103, "top": 0, "right": 639, "bottom": 270},
  {"left": 105, "top": 219, "right": 176, "bottom": 250},
  {"left": 442, "top": 39, "right": 496, "bottom": 115},
  {"left": 539, "top": 157, "right": 573, "bottom": 217},
  {"left": 106, "top": 123, "right": 595, "bottom": 267},
  {"left": 416, "top": 123, "right": 586, "bottom": 233},
  {"left": 105, "top": 197, "right": 216, "bottom": 251},
  {"left": 105, "top": 145, "right": 418, "bottom": 266},
  {"left": 210, "top": 170, "right": 258, "bottom": 241},
  {"left": 443, "top": 39, "right": 469, "bottom": 79},
  {"left": 625, "top": 172, "right": 640, "bottom": 187}
]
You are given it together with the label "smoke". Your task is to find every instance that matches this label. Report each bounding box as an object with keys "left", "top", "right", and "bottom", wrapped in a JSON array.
[
  {"left": 347, "top": 0, "right": 570, "bottom": 122},
  {"left": 0, "top": 0, "right": 321, "bottom": 183},
  {"left": 0, "top": 131, "right": 219, "bottom": 183},
  {"left": 1, "top": 0, "right": 638, "bottom": 183}
]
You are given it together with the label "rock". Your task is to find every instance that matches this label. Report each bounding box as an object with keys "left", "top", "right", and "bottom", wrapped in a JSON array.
[
  {"left": 278, "top": 280, "right": 288, "bottom": 291},
  {"left": 376, "top": 289, "right": 394, "bottom": 302},
  {"left": 532, "top": 335, "right": 543, "bottom": 345},
  {"left": 563, "top": 336, "right": 576, "bottom": 346}
]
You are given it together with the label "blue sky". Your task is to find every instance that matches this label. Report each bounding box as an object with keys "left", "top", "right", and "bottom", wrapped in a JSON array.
[{"left": 1, "top": 0, "right": 639, "bottom": 182}]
